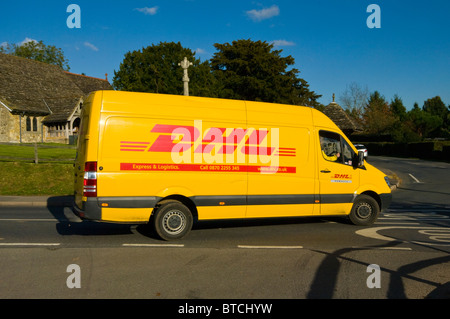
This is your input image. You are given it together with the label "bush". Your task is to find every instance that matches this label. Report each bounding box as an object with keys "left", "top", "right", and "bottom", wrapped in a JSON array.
[{"left": 354, "top": 141, "right": 449, "bottom": 162}]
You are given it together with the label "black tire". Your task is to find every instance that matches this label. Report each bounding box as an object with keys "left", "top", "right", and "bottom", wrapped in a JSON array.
[
  {"left": 349, "top": 195, "right": 379, "bottom": 226},
  {"left": 152, "top": 200, "right": 193, "bottom": 240}
]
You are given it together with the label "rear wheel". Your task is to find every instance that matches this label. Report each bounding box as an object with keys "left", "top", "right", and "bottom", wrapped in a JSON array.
[
  {"left": 349, "top": 195, "right": 379, "bottom": 226},
  {"left": 152, "top": 200, "right": 193, "bottom": 240}
]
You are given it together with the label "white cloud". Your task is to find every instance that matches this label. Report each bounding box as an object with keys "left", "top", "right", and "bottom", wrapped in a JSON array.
[
  {"left": 135, "top": 6, "right": 159, "bottom": 15},
  {"left": 195, "top": 48, "right": 206, "bottom": 54},
  {"left": 271, "top": 40, "right": 295, "bottom": 47},
  {"left": 0, "top": 38, "right": 37, "bottom": 50},
  {"left": 84, "top": 42, "right": 99, "bottom": 51},
  {"left": 20, "top": 37, "right": 38, "bottom": 45},
  {"left": 246, "top": 5, "right": 280, "bottom": 22}
]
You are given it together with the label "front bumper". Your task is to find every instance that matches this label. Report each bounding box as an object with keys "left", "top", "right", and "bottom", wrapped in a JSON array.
[{"left": 380, "top": 193, "right": 392, "bottom": 212}]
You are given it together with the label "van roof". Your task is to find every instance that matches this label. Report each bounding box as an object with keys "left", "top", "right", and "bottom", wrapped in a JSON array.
[{"left": 94, "top": 90, "right": 339, "bottom": 131}]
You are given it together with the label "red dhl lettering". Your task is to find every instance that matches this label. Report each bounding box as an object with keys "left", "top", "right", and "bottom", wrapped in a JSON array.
[
  {"left": 120, "top": 124, "right": 296, "bottom": 157},
  {"left": 149, "top": 124, "right": 273, "bottom": 155},
  {"left": 332, "top": 174, "right": 352, "bottom": 179}
]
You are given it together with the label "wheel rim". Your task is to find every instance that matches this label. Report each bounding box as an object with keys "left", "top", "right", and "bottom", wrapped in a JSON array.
[
  {"left": 163, "top": 210, "right": 186, "bottom": 235},
  {"left": 356, "top": 202, "right": 372, "bottom": 219}
]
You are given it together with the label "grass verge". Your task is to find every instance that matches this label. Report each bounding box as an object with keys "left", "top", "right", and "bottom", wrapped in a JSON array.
[
  {"left": 0, "top": 162, "right": 73, "bottom": 196},
  {"left": 0, "top": 144, "right": 76, "bottom": 163}
]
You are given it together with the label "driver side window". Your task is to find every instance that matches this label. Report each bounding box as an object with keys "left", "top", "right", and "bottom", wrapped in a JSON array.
[
  {"left": 319, "top": 131, "right": 342, "bottom": 164},
  {"left": 319, "top": 131, "right": 356, "bottom": 166}
]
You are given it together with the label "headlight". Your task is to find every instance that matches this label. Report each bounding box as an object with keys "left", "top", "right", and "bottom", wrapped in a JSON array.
[{"left": 384, "top": 176, "right": 391, "bottom": 188}]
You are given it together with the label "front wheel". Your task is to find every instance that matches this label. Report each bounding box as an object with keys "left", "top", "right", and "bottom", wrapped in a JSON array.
[
  {"left": 349, "top": 195, "right": 379, "bottom": 226},
  {"left": 152, "top": 200, "right": 193, "bottom": 240}
]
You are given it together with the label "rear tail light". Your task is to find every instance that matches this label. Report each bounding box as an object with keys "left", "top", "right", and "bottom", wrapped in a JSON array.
[{"left": 83, "top": 161, "right": 97, "bottom": 197}]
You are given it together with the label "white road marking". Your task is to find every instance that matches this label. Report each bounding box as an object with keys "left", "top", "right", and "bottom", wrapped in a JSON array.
[
  {"left": 408, "top": 173, "right": 422, "bottom": 183},
  {"left": 356, "top": 226, "right": 450, "bottom": 246},
  {"left": 376, "top": 222, "right": 420, "bottom": 225},
  {"left": 238, "top": 245, "right": 303, "bottom": 249},
  {"left": 352, "top": 246, "right": 412, "bottom": 251},
  {"left": 417, "top": 229, "right": 450, "bottom": 243},
  {"left": 122, "top": 243, "right": 185, "bottom": 248}
]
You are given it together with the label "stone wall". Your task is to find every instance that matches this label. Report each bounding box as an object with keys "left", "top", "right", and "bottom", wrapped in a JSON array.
[
  {"left": 0, "top": 106, "right": 11, "bottom": 142},
  {"left": 1, "top": 106, "right": 80, "bottom": 144},
  {"left": 0, "top": 109, "right": 45, "bottom": 143}
]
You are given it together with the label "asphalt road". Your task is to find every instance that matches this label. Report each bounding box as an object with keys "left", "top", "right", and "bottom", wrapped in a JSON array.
[{"left": 0, "top": 156, "right": 449, "bottom": 300}]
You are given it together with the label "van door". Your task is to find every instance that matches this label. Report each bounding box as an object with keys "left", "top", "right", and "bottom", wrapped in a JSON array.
[
  {"left": 74, "top": 112, "right": 89, "bottom": 209},
  {"left": 246, "top": 125, "right": 316, "bottom": 218},
  {"left": 317, "top": 130, "right": 359, "bottom": 215}
]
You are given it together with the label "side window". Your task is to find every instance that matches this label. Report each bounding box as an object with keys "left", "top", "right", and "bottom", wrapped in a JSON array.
[
  {"left": 320, "top": 131, "right": 356, "bottom": 166},
  {"left": 33, "top": 117, "right": 38, "bottom": 132},
  {"left": 319, "top": 131, "right": 342, "bottom": 163},
  {"left": 26, "top": 117, "right": 31, "bottom": 132}
]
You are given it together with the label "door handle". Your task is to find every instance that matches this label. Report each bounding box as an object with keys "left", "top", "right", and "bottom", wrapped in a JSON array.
[{"left": 321, "top": 169, "right": 331, "bottom": 173}]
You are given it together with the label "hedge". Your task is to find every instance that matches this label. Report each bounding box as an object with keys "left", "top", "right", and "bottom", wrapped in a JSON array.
[{"left": 354, "top": 141, "right": 450, "bottom": 162}]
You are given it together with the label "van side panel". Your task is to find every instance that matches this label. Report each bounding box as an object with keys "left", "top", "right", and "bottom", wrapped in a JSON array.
[
  {"left": 245, "top": 102, "right": 318, "bottom": 218},
  {"left": 97, "top": 93, "right": 248, "bottom": 222}
]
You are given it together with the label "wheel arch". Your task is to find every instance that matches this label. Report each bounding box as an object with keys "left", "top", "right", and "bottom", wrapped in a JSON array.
[
  {"left": 154, "top": 195, "right": 198, "bottom": 221},
  {"left": 360, "top": 190, "right": 381, "bottom": 211}
]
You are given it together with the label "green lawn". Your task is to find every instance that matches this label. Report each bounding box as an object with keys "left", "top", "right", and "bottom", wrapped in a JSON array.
[
  {"left": 0, "top": 162, "right": 74, "bottom": 196},
  {"left": 0, "top": 144, "right": 75, "bottom": 195},
  {"left": 0, "top": 143, "right": 76, "bottom": 163}
]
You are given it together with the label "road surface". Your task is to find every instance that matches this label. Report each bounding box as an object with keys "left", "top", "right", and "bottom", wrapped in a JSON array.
[{"left": 0, "top": 156, "right": 448, "bottom": 300}]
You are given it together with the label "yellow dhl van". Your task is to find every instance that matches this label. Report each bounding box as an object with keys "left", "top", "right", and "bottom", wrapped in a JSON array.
[{"left": 73, "top": 91, "right": 392, "bottom": 240}]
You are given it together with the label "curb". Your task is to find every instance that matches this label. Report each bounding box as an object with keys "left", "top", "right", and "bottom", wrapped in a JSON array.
[
  {"left": 389, "top": 178, "right": 400, "bottom": 191},
  {"left": 0, "top": 196, "right": 74, "bottom": 208},
  {"left": 375, "top": 166, "right": 401, "bottom": 191}
]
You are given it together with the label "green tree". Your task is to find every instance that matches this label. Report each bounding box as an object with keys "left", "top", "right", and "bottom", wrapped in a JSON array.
[
  {"left": 113, "top": 42, "right": 215, "bottom": 97},
  {"left": 423, "top": 96, "right": 448, "bottom": 118},
  {"left": 1, "top": 40, "right": 70, "bottom": 71},
  {"left": 389, "top": 95, "right": 409, "bottom": 142},
  {"left": 210, "top": 39, "right": 322, "bottom": 108},
  {"left": 390, "top": 95, "right": 407, "bottom": 120},
  {"left": 406, "top": 103, "right": 443, "bottom": 138},
  {"left": 363, "top": 91, "right": 396, "bottom": 135},
  {"left": 422, "top": 96, "right": 449, "bottom": 137}
]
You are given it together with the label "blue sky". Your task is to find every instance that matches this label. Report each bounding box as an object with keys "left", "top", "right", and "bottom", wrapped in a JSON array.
[{"left": 1, "top": 0, "right": 449, "bottom": 109}]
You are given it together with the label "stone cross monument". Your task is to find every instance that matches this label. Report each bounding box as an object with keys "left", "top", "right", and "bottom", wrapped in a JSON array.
[{"left": 178, "top": 57, "right": 193, "bottom": 96}]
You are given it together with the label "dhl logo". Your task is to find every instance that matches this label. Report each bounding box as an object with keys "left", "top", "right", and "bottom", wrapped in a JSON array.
[
  {"left": 332, "top": 174, "right": 352, "bottom": 179},
  {"left": 120, "top": 123, "right": 296, "bottom": 158}
]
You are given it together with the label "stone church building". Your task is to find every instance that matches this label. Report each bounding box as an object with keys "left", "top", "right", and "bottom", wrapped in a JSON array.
[{"left": 0, "top": 52, "right": 112, "bottom": 144}]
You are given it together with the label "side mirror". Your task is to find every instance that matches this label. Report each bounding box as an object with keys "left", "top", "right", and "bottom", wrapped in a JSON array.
[
  {"left": 358, "top": 151, "right": 365, "bottom": 167},
  {"left": 352, "top": 151, "right": 365, "bottom": 169}
]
